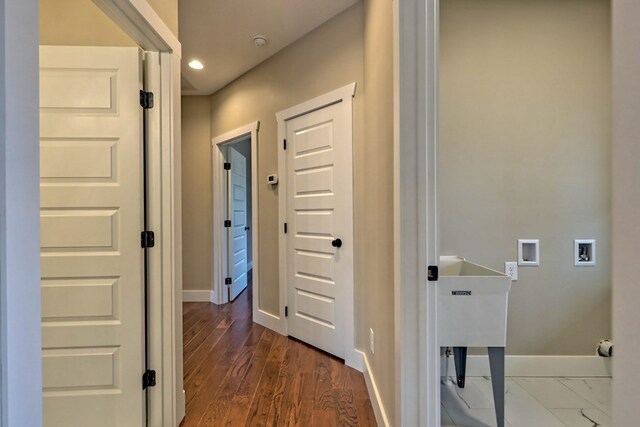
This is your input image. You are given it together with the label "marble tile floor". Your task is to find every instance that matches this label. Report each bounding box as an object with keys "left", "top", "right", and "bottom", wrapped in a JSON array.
[{"left": 441, "top": 377, "right": 611, "bottom": 427}]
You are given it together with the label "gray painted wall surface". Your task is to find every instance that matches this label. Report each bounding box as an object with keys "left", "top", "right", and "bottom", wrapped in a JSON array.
[
  {"left": 440, "top": 0, "right": 611, "bottom": 355},
  {"left": 181, "top": 96, "right": 212, "bottom": 290}
]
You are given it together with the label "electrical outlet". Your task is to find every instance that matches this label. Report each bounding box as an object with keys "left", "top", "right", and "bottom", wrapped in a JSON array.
[
  {"left": 505, "top": 262, "right": 518, "bottom": 281},
  {"left": 369, "top": 328, "right": 375, "bottom": 354}
]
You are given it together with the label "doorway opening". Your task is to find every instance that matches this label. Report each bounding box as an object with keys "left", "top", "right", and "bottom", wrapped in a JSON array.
[
  {"left": 276, "top": 84, "right": 359, "bottom": 369},
  {"left": 437, "top": 0, "right": 613, "bottom": 426},
  {"left": 37, "top": 0, "right": 183, "bottom": 425},
  {"left": 211, "top": 122, "right": 259, "bottom": 306}
]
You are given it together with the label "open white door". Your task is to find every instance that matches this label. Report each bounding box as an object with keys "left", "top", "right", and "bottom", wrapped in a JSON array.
[
  {"left": 40, "top": 46, "right": 146, "bottom": 427},
  {"left": 280, "top": 88, "right": 355, "bottom": 360},
  {"left": 227, "top": 146, "right": 249, "bottom": 301}
]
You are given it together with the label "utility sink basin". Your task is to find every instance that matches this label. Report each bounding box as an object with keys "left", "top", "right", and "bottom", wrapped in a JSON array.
[{"left": 438, "top": 256, "right": 512, "bottom": 348}]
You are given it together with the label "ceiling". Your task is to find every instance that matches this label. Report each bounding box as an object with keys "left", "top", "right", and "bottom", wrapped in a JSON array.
[{"left": 179, "top": 0, "right": 359, "bottom": 96}]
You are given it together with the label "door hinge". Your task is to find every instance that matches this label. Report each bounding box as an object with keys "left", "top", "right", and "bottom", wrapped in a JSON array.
[
  {"left": 285, "top": 306, "right": 288, "bottom": 317},
  {"left": 224, "top": 220, "right": 232, "bottom": 228},
  {"left": 140, "top": 90, "right": 154, "bottom": 109},
  {"left": 223, "top": 162, "right": 231, "bottom": 170},
  {"left": 284, "top": 223, "right": 288, "bottom": 234},
  {"left": 225, "top": 277, "right": 232, "bottom": 285},
  {"left": 142, "top": 369, "right": 156, "bottom": 389},
  {"left": 141, "top": 231, "right": 155, "bottom": 248},
  {"left": 427, "top": 265, "right": 439, "bottom": 282},
  {"left": 283, "top": 139, "right": 287, "bottom": 150}
]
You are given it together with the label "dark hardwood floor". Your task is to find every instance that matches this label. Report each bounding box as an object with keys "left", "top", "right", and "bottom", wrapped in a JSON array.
[{"left": 180, "top": 279, "right": 377, "bottom": 426}]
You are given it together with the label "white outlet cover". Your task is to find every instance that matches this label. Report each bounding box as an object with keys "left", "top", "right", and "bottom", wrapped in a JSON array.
[
  {"left": 505, "top": 262, "right": 518, "bottom": 281},
  {"left": 369, "top": 328, "right": 375, "bottom": 354}
]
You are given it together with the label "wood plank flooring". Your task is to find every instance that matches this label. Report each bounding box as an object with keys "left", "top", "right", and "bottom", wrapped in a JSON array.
[{"left": 181, "top": 281, "right": 376, "bottom": 426}]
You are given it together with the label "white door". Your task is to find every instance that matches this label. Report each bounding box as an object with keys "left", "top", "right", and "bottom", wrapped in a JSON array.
[
  {"left": 40, "top": 46, "right": 145, "bottom": 427},
  {"left": 228, "top": 146, "right": 249, "bottom": 301},
  {"left": 285, "top": 101, "right": 354, "bottom": 358}
]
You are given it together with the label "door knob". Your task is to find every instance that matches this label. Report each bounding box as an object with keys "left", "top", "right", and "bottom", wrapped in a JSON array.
[
  {"left": 244, "top": 226, "right": 250, "bottom": 231},
  {"left": 331, "top": 238, "right": 343, "bottom": 248}
]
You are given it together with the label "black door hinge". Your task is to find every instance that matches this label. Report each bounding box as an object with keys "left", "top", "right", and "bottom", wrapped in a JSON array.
[
  {"left": 283, "top": 139, "right": 287, "bottom": 150},
  {"left": 142, "top": 369, "right": 156, "bottom": 389},
  {"left": 224, "top": 220, "right": 232, "bottom": 228},
  {"left": 140, "top": 90, "right": 154, "bottom": 109},
  {"left": 225, "top": 277, "right": 232, "bottom": 285},
  {"left": 223, "top": 162, "right": 231, "bottom": 170},
  {"left": 284, "top": 223, "right": 288, "bottom": 234},
  {"left": 427, "top": 265, "right": 439, "bottom": 282},
  {"left": 141, "top": 231, "right": 155, "bottom": 248},
  {"left": 285, "top": 306, "right": 288, "bottom": 317}
]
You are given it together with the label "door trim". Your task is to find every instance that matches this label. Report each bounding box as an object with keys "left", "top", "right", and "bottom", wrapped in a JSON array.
[
  {"left": 393, "top": 0, "right": 439, "bottom": 425},
  {"left": 211, "top": 121, "right": 260, "bottom": 306},
  {"left": 276, "top": 83, "right": 361, "bottom": 370}
]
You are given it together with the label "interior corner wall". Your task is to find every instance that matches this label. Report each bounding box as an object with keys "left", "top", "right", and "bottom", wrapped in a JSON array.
[
  {"left": 181, "top": 95, "right": 212, "bottom": 291},
  {"left": 439, "top": 0, "right": 611, "bottom": 356},
  {"left": 361, "top": 0, "right": 396, "bottom": 423},
  {"left": 612, "top": 0, "right": 640, "bottom": 423},
  {"left": 198, "top": 2, "right": 364, "bottom": 315}
]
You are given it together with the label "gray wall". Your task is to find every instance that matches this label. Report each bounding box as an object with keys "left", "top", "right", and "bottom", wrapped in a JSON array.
[
  {"left": 440, "top": 0, "right": 611, "bottom": 355},
  {"left": 362, "top": 0, "right": 395, "bottom": 421},
  {"left": 181, "top": 96, "right": 212, "bottom": 290}
]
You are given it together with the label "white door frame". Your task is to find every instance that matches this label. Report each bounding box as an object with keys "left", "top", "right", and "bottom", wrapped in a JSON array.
[
  {"left": 394, "top": 0, "right": 439, "bottom": 426},
  {"left": 92, "top": 3, "right": 185, "bottom": 425},
  {"left": 276, "top": 83, "right": 361, "bottom": 370},
  {"left": 0, "top": 0, "right": 183, "bottom": 425},
  {"left": 211, "top": 121, "right": 260, "bottom": 305}
]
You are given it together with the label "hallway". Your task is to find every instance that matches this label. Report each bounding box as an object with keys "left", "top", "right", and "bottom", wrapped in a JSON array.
[{"left": 180, "top": 280, "right": 376, "bottom": 426}]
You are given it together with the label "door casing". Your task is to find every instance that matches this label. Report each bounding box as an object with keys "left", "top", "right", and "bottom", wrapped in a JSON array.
[
  {"left": 91, "top": 5, "right": 185, "bottom": 424},
  {"left": 276, "top": 83, "right": 361, "bottom": 370},
  {"left": 211, "top": 122, "right": 260, "bottom": 306},
  {"left": 393, "top": 0, "right": 438, "bottom": 425}
]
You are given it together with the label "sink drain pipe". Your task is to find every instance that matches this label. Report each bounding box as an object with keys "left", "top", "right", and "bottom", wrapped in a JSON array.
[{"left": 597, "top": 339, "right": 613, "bottom": 357}]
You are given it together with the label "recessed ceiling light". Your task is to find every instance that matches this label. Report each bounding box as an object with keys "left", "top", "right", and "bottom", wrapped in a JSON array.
[
  {"left": 253, "top": 35, "right": 268, "bottom": 48},
  {"left": 188, "top": 60, "right": 204, "bottom": 70}
]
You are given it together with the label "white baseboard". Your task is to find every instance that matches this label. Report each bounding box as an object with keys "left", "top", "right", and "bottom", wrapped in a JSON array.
[
  {"left": 441, "top": 355, "right": 612, "bottom": 377},
  {"left": 345, "top": 349, "right": 364, "bottom": 372},
  {"left": 359, "top": 350, "right": 391, "bottom": 427},
  {"left": 177, "top": 389, "right": 186, "bottom": 424},
  {"left": 182, "top": 290, "right": 215, "bottom": 303},
  {"left": 253, "top": 308, "right": 286, "bottom": 335}
]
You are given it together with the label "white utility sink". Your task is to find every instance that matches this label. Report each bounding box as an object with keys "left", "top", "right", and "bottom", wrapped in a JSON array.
[{"left": 438, "top": 256, "right": 512, "bottom": 348}]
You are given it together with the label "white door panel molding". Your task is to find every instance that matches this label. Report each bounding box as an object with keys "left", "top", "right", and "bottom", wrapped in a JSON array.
[{"left": 277, "top": 83, "right": 360, "bottom": 369}]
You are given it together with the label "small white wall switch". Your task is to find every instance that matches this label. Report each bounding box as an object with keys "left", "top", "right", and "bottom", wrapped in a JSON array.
[
  {"left": 267, "top": 174, "right": 278, "bottom": 185},
  {"left": 575, "top": 239, "right": 596, "bottom": 266},
  {"left": 505, "top": 262, "right": 518, "bottom": 281},
  {"left": 369, "top": 328, "right": 375, "bottom": 354},
  {"left": 518, "top": 239, "right": 540, "bottom": 266}
]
